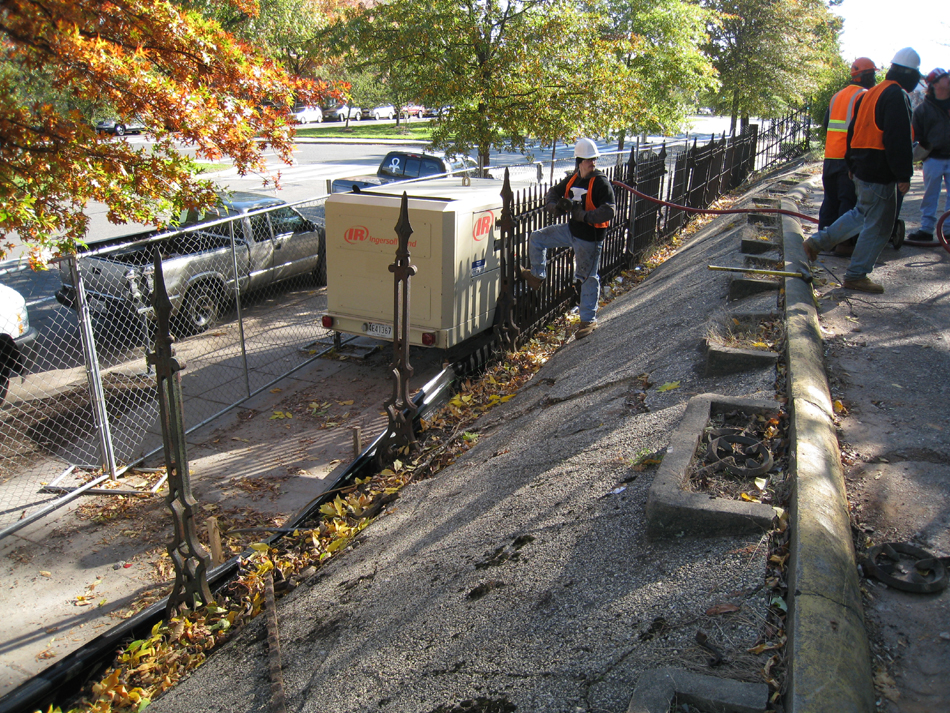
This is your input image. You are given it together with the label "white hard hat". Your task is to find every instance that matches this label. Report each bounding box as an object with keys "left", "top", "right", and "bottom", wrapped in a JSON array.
[
  {"left": 891, "top": 47, "right": 921, "bottom": 71},
  {"left": 574, "top": 138, "right": 600, "bottom": 160}
]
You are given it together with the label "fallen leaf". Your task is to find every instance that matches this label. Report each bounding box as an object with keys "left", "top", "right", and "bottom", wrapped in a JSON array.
[
  {"left": 338, "top": 400, "right": 354, "bottom": 406},
  {"left": 657, "top": 381, "right": 681, "bottom": 393},
  {"left": 706, "top": 603, "right": 740, "bottom": 616},
  {"left": 39, "top": 571, "right": 51, "bottom": 578}
]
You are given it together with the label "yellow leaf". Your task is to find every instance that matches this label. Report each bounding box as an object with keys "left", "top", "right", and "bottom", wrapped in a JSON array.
[
  {"left": 325, "top": 537, "right": 349, "bottom": 553},
  {"left": 739, "top": 492, "right": 759, "bottom": 502},
  {"left": 833, "top": 399, "right": 847, "bottom": 414},
  {"left": 249, "top": 542, "right": 270, "bottom": 553},
  {"left": 39, "top": 571, "right": 51, "bottom": 577},
  {"left": 754, "top": 477, "right": 768, "bottom": 491},
  {"left": 657, "top": 381, "right": 681, "bottom": 392},
  {"left": 338, "top": 400, "right": 354, "bottom": 406}
]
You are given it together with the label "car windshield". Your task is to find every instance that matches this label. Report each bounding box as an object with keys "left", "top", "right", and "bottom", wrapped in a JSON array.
[{"left": 378, "top": 153, "right": 446, "bottom": 179}]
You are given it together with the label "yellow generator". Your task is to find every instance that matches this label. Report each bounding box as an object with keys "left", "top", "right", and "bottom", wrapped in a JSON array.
[{"left": 322, "top": 177, "right": 532, "bottom": 349}]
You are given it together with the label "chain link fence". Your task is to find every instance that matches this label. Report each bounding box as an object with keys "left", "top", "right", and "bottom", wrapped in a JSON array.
[{"left": 0, "top": 195, "right": 333, "bottom": 536}]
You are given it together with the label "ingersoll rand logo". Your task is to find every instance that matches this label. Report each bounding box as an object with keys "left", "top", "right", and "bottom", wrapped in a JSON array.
[
  {"left": 344, "top": 225, "right": 415, "bottom": 248},
  {"left": 472, "top": 212, "right": 494, "bottom": 242}
]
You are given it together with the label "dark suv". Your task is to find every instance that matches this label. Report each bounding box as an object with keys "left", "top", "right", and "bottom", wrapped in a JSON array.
[{"left": 330, "top": 151, "right": 478, "bottom": 193}]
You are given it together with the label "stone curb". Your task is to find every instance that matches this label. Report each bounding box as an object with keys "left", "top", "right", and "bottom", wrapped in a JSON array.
[
  {"left": 627, "top": 667, "right": 769, "bottom": 713},
  {"left": 779, "top": 184, "right": 875, "bottom": 712},
  {"left": 645, "top": 393, "right": 777, "bottom": 538}
]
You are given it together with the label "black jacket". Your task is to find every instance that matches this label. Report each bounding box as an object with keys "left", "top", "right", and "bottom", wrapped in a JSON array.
[
  {"left": 912, "top": 95, "right": 950, "bottom": 160},
  {"left": 845, "top": 82, "right": 914, "bottom": 184},
  {"left": 544, "top": 170, "right": 616, "bottom": 242}
]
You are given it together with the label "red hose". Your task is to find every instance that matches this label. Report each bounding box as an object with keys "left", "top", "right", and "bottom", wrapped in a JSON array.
[
  {"left": 611, "top": 180, "right": 950, "bottom": 257},
  {"left": 610, "top": 180, "right": 820, "bottom": 224}
]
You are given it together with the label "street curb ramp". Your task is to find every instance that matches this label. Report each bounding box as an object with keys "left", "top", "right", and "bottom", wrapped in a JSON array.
[{"left": 780, "top": 182, "right": 875, "bottom": 712}]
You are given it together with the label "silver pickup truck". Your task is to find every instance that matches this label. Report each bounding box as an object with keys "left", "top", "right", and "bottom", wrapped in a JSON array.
[{"left": 56, "top": 193, "right": 325, "bottom": 335}]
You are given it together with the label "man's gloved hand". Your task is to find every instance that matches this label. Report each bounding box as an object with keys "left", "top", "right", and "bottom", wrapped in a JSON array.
[
  {"left": 571, "top": 205, "right": 586, "bottom": 223},
  {"left": 556, "top": 197, "right": 573, "bottom": 214}
]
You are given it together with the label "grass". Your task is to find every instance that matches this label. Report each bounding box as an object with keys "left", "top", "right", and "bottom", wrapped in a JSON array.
[{"left": 295, "top": 120, "right": 434, "bottom": 141}]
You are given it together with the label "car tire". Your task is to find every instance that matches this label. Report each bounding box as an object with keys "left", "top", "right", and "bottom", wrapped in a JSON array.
[
  {"left": 175, "top": 282, "right": 221, "bottom": 336},
  {"left": 353, "top": 111, "right": 362, "bottom": 121},
  {"left": 115, "top": 124, "right": 126, "bottom": 136}
]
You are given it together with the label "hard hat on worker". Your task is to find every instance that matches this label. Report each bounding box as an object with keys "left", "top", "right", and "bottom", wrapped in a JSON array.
[
  {"left": 850, "top": 57, "right": 877, "bottom": 78},
  {"left": 891, "top": 47, "right": 921, "bottom": 71},
  {"left": 574, "top": 138, "right": 600, "bottom": 160},
  {"left": 926, "top": 67, "right": 949, "bottom": 85}
]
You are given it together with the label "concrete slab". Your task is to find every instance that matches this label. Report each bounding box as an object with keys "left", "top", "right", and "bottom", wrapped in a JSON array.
[{"left": 627, "top": 667, "right": 769, "bottom": 713}]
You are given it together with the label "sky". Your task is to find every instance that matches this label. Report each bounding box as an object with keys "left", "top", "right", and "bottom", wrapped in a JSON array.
[{"left": 834, "top": 0, "right": 948, "bottom": 75}]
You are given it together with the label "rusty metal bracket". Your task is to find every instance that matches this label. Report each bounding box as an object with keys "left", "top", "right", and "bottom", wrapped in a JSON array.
[
  {"left": 147, "top": 249, "right": 213, "bottom": 616},
  {"left": 376, "top": 193, "right": 419, "bottom": 468}
]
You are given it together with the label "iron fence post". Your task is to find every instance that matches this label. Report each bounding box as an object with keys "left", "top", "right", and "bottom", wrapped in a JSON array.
[
  {"left": 495, "top": 169, "right": 520, "bottom": 351},
  {"left": 376, "top": 193, "right": 418, "bottom": 468},
  {"left": 147, "top": 249, "right": 213, "bottom": 616}
]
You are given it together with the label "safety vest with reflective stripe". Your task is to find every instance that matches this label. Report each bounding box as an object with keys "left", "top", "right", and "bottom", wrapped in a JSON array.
[
  {"left": 825, "top": 84, "right": 866, "bottom": 159},
  {"left": 850, "top": 80, "right": 901, "bottom": 151},
  {"left": 564, "top": 174, "right": 610, "bottom": 228}
]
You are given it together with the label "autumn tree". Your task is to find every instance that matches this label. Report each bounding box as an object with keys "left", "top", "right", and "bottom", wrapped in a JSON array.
[
  {"left": 700, "top": 0, "right": 842, "bottom": 131},
  {"left": 327, "top": 0, "right": 716, "bottom": 170},
  {"left": 0, "top": 0, "right": 339, "bottom": 264}
]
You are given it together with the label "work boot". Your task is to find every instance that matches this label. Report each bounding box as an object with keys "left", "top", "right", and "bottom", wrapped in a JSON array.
[
  {"left": 520, "top": 267, "right": 544, "bottom": 290},
  {"left": 575, "top": 321, "right": 598, "bottom": 339},
  {"left": 802, "top": 237, "right": 820, "bottom": 262},
  {"left": 908, "top": 229, "right": 935, "bottom": 243},
  {"left": 842, "top": 277, "right": 884, "bottom": 294}
]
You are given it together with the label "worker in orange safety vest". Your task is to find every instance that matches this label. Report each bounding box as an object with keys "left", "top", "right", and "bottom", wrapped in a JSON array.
[
  {"left": 818, "top": 57, "right": 878, "bottom": 256},
  {"left": 804, "top": 48, "right": 920, "bottom": 294}
]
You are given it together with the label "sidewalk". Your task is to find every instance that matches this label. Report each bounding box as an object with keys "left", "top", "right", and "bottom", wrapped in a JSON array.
[{"left": 795, "top": 171, "right": 950, "bottom": 712}]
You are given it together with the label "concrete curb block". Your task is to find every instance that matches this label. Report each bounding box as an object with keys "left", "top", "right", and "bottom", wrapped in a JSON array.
[
  {"left": 704, "top": 342, "right": 779, "bottom": 376},
  {"left": 627, "top": 667, "right": 769, "bottom": 713},
  {"left": 645, "top": 393, "right": 777, "bottom": 538},
  {"left": 780, "top": 186, "right": 875, "bottom": 712}
]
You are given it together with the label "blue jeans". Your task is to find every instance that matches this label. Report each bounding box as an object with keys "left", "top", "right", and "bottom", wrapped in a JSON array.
[
  {"left": 919, "top": 156, "right": 950, "bottom": 233},
  {"left": 810, "top": 177, "right": 897, "bottom": 281},
  {"left": 527, "top": 223, "right": 603, "bottom": 323}
]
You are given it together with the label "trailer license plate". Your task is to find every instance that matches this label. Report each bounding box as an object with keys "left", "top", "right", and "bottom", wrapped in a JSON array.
[{"left": 364, "top": 322, "right": 393, "bottom": 338}]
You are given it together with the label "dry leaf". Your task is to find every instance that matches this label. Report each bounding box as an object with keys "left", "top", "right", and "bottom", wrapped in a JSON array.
[{"left": 706, "top": 603, "right": 740, "bottom": 616}]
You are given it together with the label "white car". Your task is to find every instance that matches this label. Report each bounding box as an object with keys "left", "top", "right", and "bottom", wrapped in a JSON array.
[
  {"left": 0, "top": 282, "right": 36, "bottom": 403},
  {"left": 293, "top": 105, "right": 323, "bottom": 124},
  {"left": 369, "top": 105, "right": 396, "bottom": 121}
]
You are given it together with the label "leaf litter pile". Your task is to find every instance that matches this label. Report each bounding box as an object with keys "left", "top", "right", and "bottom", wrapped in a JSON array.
[{"left": 42, "top": 200, "right": 778, "bottom": 713}]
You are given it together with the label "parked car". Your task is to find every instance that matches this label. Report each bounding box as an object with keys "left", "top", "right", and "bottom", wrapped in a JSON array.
[
  {"left": 400, "top": 103, "right": 426, "bottom": 118},
  {"left": 95, "top": 117, "right": 147, "bottom": 136},
  {"left": 331, "top": 150, "right": 478, "bottom": 193},
  {"left": 293, "top": 105, "right": 323, "bottom": 124},
  {"left": 0, "top": 283, "right": 36, "bottom": 404},
  {"left": 367, "top": 104, "right": 396, "bottom": 121},
  {"left": 322, "top": 103, "right": 362, "bottom": 122},
  {"left": 56, "top": 193, "right": 326, "bottom": 336}
]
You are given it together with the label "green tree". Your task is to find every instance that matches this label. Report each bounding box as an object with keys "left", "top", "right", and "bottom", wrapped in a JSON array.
[
  {"left": 701, "top": 0, "right": 842, "bottom": 132},
  {"left": 327, "top": 0, "right": 716, "bottom": 170},
  {"left": 0, "top": 0, "right": 339, "bottom": 264}
]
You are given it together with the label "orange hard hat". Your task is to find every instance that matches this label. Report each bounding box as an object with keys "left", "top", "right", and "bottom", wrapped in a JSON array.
[{"left": 850, "top": 57, "right": 877, "bottom": 78}]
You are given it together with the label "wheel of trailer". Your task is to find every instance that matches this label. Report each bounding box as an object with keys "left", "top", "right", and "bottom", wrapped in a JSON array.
[{"left": 176, "top": 282, "right": 221, "bottom": 336}]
